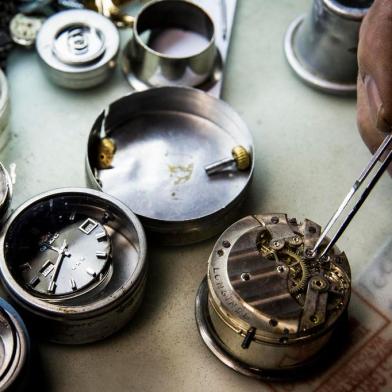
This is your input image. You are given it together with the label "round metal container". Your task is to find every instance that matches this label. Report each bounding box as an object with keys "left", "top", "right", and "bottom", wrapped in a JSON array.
[
  {"left": 0, "top": 161, "right": 12, "bottom": 221},
  {"left": 122, "top": 0, "right": 222, "bottom": 91},
  {"left": 36, "top": 9, "right": 120, "bottom": 89},
  {"left": 284, "top": 0, "right": 372, "bottom": 95},
  {"left": 196, "top": 214, "right": 351, "bottom": 379},
  {"left": 0, "top": 299, "right": 30, "bottom": 391},
  {"left": 86, "top": 87, "right": 254, "bottom": 245},
  {"left": 0, "top": 188, "right": 148, "bottom": 344},
  {"left": 0, "top": 69, "right": 10, "bottom": 151}
]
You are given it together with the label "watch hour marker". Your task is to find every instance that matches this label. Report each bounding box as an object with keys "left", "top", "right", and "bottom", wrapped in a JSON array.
[
  {"left": 19, "top": 262, "right": 31, "bottom": 272},
  {"left": 40, "top": 260, "right": 54, "bottom": 277},
  {"left": 70, "top": 278, "right": 77, "bottom": 291},
  {"left": 29, "top": 276, "right": 40, "bottom": 287},
  {"left": 48, "top": 281, "right": 56, "bottom": 293},
  {"left": 96, "top": 251, "right": 107, "bottom": 259},
  {"left": 95, "top": 231, "right": 107, "bottom": 241},
  {"left": 86, "top": 268, "right": 97, "bottom": 277},
  {"left": 79, "top": 218, "right": 98, "bottom": 235},
  {"left": 69, "top": 211, "right": 76, "bottom": 221}
]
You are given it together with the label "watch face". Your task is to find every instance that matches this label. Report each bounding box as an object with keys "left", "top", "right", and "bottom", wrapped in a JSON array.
[{"left": 5, "top": 200, "right": 112, "bottom": 301}]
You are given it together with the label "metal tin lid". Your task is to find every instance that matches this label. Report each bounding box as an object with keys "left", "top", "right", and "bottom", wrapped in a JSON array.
[{"left": 86, "top": 87, "right": 254, "bottom": 245}]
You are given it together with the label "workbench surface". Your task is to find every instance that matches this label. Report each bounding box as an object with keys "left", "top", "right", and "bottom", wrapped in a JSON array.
[{"left": 2, "top": 1, "right": 392, "bottom": 391}]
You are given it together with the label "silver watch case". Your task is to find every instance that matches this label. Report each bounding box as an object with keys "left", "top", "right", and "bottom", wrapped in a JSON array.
[{"left": 0, "top": 188, "right": 148, "bottom": 344}]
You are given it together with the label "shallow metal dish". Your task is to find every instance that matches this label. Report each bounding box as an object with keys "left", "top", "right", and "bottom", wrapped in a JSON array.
[{"left": 86, "top": 87, "right": 254, "bottom": 245}]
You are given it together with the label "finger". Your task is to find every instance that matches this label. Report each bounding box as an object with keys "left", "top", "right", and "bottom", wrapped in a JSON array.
[
  {"left": 358, "top": 0, "right": 392, "bottom": 132},
  {"left": 357, "top": 76, "right": 392, "bottom": 175}
]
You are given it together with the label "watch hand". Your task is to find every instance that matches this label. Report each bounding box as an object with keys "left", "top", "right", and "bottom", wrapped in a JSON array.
[
  {"left": 48, "top": 240, "right": 70, "bottom": 294},
  {"left": 42, "top": 242, "right": 71, "bottom": 257}
]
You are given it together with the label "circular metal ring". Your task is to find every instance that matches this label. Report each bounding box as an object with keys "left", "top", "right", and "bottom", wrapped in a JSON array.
[{"left": 0, "top": 299, "right": 30, "bottom": 391}]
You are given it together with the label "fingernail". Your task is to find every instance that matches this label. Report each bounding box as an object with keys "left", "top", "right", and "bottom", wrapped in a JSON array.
[{"left": 364, "top": 74, "right": 390, "bottom": 132}]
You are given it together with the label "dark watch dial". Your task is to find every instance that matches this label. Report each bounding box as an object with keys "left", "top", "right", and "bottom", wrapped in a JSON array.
[
  {"left": 5, "top": 205, "right": 112, "bottom": 300},
  {"left": 21, "top": 218, "right": 111, "bottom": 297}
]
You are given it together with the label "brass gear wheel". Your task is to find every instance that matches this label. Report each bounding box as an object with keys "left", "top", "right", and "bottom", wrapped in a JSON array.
[{"left": 282, "top": 249, "right": 309, "bottom": 294}]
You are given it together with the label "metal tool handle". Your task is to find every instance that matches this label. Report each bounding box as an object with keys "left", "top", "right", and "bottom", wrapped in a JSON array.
[{"left": 312, "top": 133, "right": 392, "bottom": 258}]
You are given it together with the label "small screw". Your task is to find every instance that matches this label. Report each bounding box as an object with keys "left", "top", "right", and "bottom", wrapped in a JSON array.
[
  {"left": 241, "top": 272, "right": 250, "bottom": 281},
  {"left": 217, "top": 249, "right": 224, "bottom": 256},
  {"left": 277, "top": 266, "right": 286, "bottom": 274},
  {"left": 222, "top": 240, "right": 231, "bottom": 248},
  {"left": 305, "top": 248, "right": 315, "bottom": 258},
  {"left": 289, "top": 217, "right": 297, "bottom": 224},
  {"left": 271, "top": 216, "right": 279, "bottom": 224},
  {"left": 269, "top": 319, "right": 278, "bottom": 327}
]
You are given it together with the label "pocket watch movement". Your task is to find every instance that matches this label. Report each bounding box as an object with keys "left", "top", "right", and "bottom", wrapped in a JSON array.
[{"left": 195, "top": 214, "right": 351, "bottom": 379}]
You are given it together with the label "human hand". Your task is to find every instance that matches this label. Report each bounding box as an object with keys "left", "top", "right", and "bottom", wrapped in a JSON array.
[{"left": 357, "top": 0, "right": 392, "bottom": 174}]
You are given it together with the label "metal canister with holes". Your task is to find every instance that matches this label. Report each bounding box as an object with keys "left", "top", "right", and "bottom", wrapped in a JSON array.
[
  {"left": 195, "top": 214, "right": 351, "bottom": 379},
  {"left": 36, "top": 9, "right": 120, "bottom": 89},
  {"left": 0, "top": 299, "right": 30, "bottom": 391},
  {"left": 0, "top": 188, "right": 148, "bottom": 344}
]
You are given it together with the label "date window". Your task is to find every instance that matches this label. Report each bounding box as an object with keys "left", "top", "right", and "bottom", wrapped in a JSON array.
[{"left": 78, "top": 218, "right": 98, "bottom": 235}]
